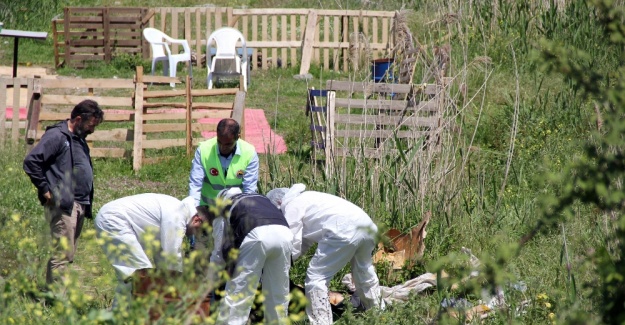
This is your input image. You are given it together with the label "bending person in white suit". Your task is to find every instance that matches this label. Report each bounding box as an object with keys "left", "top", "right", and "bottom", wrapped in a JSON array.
[
  {"left": 94, "top": 193, "right": 199, "bottom": 308},
  {"left": 267, "top": 184, "right": 385, "bottom": 325},
  {"left": 199, "top": 188, "right": 293, "bottom": 325}
]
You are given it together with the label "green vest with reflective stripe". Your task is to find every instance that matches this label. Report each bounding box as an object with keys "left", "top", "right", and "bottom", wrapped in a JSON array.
[{"left": 199, "top": 137, "right": 255, "bottom": 206}]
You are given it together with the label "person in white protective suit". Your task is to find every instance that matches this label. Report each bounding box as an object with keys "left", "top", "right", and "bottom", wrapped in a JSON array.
[
  {"left": 266, "top": 184, "right": 385, "bottom": 325},
  {"left": 94, "top": 193, "right": 199, "bottom": 309},
  {"left": 197, "top": 187, "right": 293, "bottom": 325}
]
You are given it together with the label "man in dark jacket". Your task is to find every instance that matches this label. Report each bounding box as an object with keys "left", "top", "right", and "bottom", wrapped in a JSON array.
[{"left": 23, "top": 99, "right": 103, "bottom": 285}]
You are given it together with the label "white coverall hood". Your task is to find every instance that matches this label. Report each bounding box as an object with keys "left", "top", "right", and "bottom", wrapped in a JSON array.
[
  {"left": 218, "top": 187, "right": 243, "bottom": 200},
  {"left": 181, "top": 196, "right": 198, "bottom": 224},
  {"left": 267, "top": 183, "right": 306, "bottom": 208}
]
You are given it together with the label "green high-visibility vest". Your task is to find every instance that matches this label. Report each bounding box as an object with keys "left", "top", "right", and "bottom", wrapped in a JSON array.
[{"left": 199, "top": 137, "right": 255, "bottom": 206}]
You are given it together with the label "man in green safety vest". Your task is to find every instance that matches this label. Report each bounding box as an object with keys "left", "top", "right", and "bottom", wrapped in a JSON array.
[{"left": 188, "top": 118, "right": 259, "bottom": 207}]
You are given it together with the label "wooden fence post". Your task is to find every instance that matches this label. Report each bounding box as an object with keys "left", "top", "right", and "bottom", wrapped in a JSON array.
[
  {"left": 232, "top": 90, "right": 246, "bottom": 140},
  {"left": 325, "top": 91, "right": 336, "bottom": 177},
  {"left": 0, "top": 79, "right": 6, "bottom": 145},
  {"left": 104, "top": 7, "right": 111, "bottom": 63},
  {"left": 133, "top": 66, "right": 145, "bottom": 171},
  {"left": 26, "top": 78, "right": 42, "bottom": 147},
  {"left": 299, "top": 10, "right": 317, "bottom": 75},
  {"left": 12, "top": 79, "right": 22, "bottom": 144},
  {"left": 186, "top": 75, "right": 192, "bottom": 156}
]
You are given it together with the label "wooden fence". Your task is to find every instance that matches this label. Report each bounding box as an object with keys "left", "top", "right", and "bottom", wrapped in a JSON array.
[
  {"left": 53, "top": 7, "right": 150, "bottom": 68},
  {"left": 0, "top": 69, "right": 246, "bottom": 170},
  {"left": 148, "top": 8, "right": 394, "bottom": 71},
  {"left": 53, "top": 7, "right": 395, "bottom": 72},
  {"left": 307, "top": 80, "right": 447, "bottom": 175}
]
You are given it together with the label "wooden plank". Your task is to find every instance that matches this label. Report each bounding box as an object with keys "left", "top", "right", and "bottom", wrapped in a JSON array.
[
  {"left": 215, "top": 7, "right": 223, "bottom": 29},
  {"left": 252, "top": 15, "right": 258, "bottom": 69},
  {"left": 160, "top": 7, "right": 167, "bottom": 34},
  {"left": 142, "top": 102, "right": 233, "bottom": 110},
  {"left": 342, "top": 15, "right": 348, "bottom": 71},
  {"left": 185, "top": 75, "right": 192, "bottom": 155},
  {"left": 281, "top": 15, "right": 287, "bottom": 68},
  {"left": 299, "top": 10, "right": 317, "bottom": 75},
  {"left": 370, "top": 17, "right": 380, "bottom": 59},
  {"left": 333, "top": 98, "right": 404, "bottom": 111},
  {"left": 91, "top": 128, "right": 133, "bottom": 141},
  {"left": 333, "top": 16, "right": 339, "bottom": 70},
  {"left": 243, "top": 40, "right": 301, "bottom": 48},
  {"left": 290, "top": 15, "right": 296, "bottom": 67},
  {"left": 262, "top": 15, "right": 268, "bottom": 70},
  {"left": 142, "top": 110, "right": 232, "bottom": 121},
  {"left": 12, "top": 79, "right": 20, "bottom": 142},
  {"left": 242, "top": 15, "right": 249, "bottom": 40},
  {"left": 185, "top": 8, "right": 191, "bottom": 65},
  {"left": 143, "top": 89, "right": 187, "bottom": 98},
  {"left": 26, "top": 79, "right": 41, "bottom": 144},
  {"left": 143, "top": 138, "right": 185, "bottom": 149},
  {"left": 0, "top": 79, "right": 6, "bottom": 142},
  {"left": 64, "top": 8, "right": 71, "bottom": 67},
  {"left": 39, "top": 78, "right": 135, "bottom": 89},
  {"left": 133, "top": 66, "right": 144, "bottom": 171},
  {"left": 323, "top": 16, "right": 329, "bottom": 70},
  {"left": 195, "top": 8, "right": 202, "bottom": 60},
  {"left": 335, "top": 114, "right": 439, "bottom": 128},
  {"left": 103, "top": 7, "right": 111, "bottom": 63},
  {"left": 272, "top": 15, "right": 278, "bottom": 68},
  {"left": 232, "top": 91, "right": 245, "bottom": 125},
  {"left": 382, "top": 17, "right": 389, "bottom": 55},
  {"left": 314, "top": 14, "right": 320, "bottom": 64},
  {"left": 325, "top": 91, "right": 335, "bottom": 175},
  {"left": 143, "top": 122, "right": 216, "bottom": 132},
  {"left": 90, "top": 147, "right": 127, "bottom": 158},
  {"left": 190, "top": 88, "right": 239, "bottom": 96},
  {"left": 206, "top": 8, "right": 213, "bottom": 40},
  {"left": 40, "top": 111, "right": 134, "bottom": 121},
  {"left": 42, "top": 95, "right": 132, "bottom": 107},
  {"left": 172, "top": 8, "right": 179, "bottom": 54},
  {"left": 52, "top": 20, "right": 60, "bottom": 68},
  {"left": 233, "top": 8, "right": 310, "bottom": 15},
  {"left": 334, "top": 129, "right": 428, "bottom": 138}
]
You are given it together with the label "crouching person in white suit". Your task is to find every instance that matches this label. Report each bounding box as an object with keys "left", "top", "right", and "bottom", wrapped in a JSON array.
[
  {"left": 267, "top": 184, "right": 385, "bottom": 325},
  {"left": 94, "top": 193, "right": 199, "bottom": 309},
  {"left": 199, "top": 188, "right": 293, "bottom": 325}
]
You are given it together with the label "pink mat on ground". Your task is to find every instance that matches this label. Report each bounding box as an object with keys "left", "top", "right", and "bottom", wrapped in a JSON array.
[{"left": 199, "top": 109, "right": 287, "bottom": 154}]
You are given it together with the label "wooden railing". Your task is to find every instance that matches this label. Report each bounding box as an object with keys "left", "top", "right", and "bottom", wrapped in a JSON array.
[
  {"left": 1, "top": 68, "right": 246, "bottom": 170},
  {"left": 53, "top": 7, "right": 149, "bottom": 68},
  {"left": 53, "top": 7, "right": 396, "bottom": 72}
]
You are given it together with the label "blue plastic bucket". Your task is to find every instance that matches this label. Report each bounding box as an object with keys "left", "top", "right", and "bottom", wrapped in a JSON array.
[{"left": 371, "top": 58, "right": 394, "bottom": 83}]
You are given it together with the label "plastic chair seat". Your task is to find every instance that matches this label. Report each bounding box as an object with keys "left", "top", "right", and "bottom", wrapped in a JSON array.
[
  {"left": 143, "top": 27, "right": 192, "bottom": 87},
  {"left": 206, "top": 27, "right": 248, "bottom": 91}
]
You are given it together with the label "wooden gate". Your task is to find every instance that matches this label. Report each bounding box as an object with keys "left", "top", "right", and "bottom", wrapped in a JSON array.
[{"left": 53, "top": 7, "right": 149, "bottom": 68}]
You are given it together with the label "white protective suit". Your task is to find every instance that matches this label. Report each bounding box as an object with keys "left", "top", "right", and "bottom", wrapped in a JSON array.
[
  {"left": 94, "top": 193, "right": 197, "bottom": 308},
  {"left": 212, "top": 188, "right": 294, "bottom": 325},
  {"left": 267, "top": 184, "right": 385, "bottom": 325}
]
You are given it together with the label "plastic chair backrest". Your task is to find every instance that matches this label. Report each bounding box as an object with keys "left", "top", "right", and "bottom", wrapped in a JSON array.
[
  {"left": 207, "top": 27, "right": 246, "bottom": 57},
  {"left": 143, "top": 28, "right": 167, "bottom": 58}
]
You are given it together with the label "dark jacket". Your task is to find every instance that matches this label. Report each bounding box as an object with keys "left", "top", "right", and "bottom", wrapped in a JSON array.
[
  {"left": 221, "top": 193, "right": 289, "bottom": 274},
  {"left": 23, "top": 120, "right": 94, "bottom": 218}
]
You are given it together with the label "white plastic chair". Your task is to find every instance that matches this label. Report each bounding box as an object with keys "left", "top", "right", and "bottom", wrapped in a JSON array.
[
  {"left": 206, "top": 27, "right": 248, "bottom": 91},
  {"left": 143, "top": 27, "right": 192, "bottom": 87}
]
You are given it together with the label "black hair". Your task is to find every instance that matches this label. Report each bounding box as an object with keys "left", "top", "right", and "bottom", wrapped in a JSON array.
[
  {"left": 71, "top": 99, "right": 104, "bottom": 123},
  {"left": 216, "top": 118, "right": 240, "bottom": 138}
]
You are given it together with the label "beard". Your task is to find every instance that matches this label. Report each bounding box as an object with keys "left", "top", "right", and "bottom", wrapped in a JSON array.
[{"left": 74, "top": 123, "right": 93, "bottom": 138}]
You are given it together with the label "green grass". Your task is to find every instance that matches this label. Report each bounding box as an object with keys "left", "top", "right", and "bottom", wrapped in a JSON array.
[{"left": 2, "top": 0, "right": 624, "bottom": 323}]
